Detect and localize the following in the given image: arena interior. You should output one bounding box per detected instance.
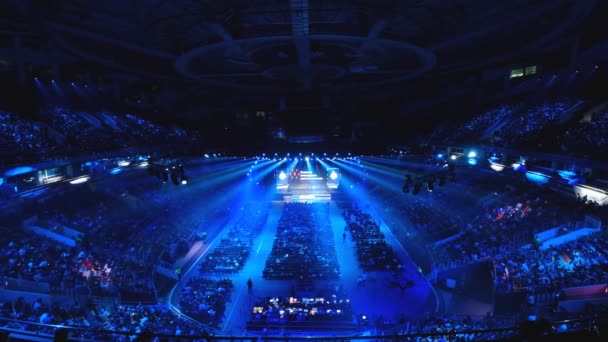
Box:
[1,1,608,341]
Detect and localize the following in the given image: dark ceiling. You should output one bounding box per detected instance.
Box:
[0,0,607,134]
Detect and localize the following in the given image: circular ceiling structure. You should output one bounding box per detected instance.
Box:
[175,35,436,92]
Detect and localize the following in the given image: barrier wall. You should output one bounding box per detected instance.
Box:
[558,284,608,313]
[23,225,76,247]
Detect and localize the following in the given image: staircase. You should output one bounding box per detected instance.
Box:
[555,100,585,124]
[155,260,179,280]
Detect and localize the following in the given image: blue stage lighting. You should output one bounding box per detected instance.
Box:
[279,171,287,180]
[526,171,550,184]
[329,171,338,180]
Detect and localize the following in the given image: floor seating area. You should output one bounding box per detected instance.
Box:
[178,277,233,328]
[263,202,340,280]
[341,204,404,271]
[199,205,268,274]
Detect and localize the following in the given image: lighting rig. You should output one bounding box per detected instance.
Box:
[148,159,187,185]
[402,163,455,195]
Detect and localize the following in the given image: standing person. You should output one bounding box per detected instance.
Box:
[247,278,253,294]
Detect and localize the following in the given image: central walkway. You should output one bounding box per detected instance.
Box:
[174,198,438,335]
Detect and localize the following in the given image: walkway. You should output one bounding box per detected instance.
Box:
[220,202,284,335]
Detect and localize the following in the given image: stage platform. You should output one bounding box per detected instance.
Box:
[276,179,336,202]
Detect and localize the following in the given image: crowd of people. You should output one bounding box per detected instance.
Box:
[263,202,340,280]
[361,177,482,274]
[492,230,608,295]
[0,230,72,291]
[389,313,517,341]
[199,206,268,274]
[430,188,569,271]
[0,110,53,158]
[2,94,608,339]
[437,98,594,154]
[491,99,578,148]
[0,162,226,300]
[0,296,210,340]
[387,312,593,341]
[356,156,607,302]
[45,107,170,153]
[425,180,607,300]
[178,277,233,328]
[0,107,190,165]
[397,197,464,243]
[341,205,404,271]
[0,201,156,298]
[446,97,608,158]
[558,110,608,155]
[454,105,516,142]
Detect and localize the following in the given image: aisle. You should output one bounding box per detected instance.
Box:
[328,200,363,295]
[329,201,438,323]
[220,201,285,334]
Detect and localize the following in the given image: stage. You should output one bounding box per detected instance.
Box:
[276,170,337,202]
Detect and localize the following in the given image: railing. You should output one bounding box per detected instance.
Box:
[2,277,51,294]
[0,315,605,342]
[557,100,586,124]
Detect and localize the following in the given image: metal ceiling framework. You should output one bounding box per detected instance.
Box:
[0,0,599,95]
